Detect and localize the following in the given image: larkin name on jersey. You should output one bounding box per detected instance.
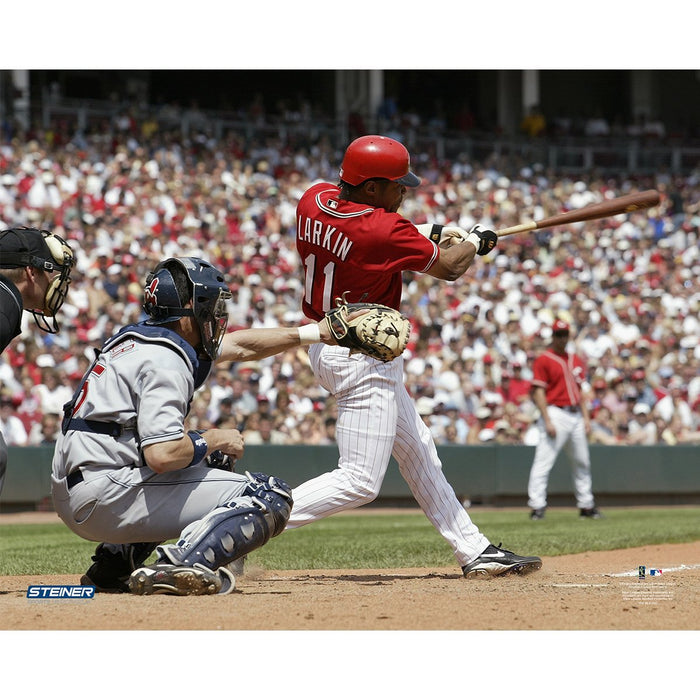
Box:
[297,215,354,262]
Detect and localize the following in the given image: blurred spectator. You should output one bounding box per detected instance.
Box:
[29,412,61,445]
[440,403,470,443]
[242,415,289,445]
[35,367,72,416]
[255,395,272,418]
[503,362,531,404]
[442,422,462,444]
[493,419,519,444]
[318,416,337,445]
[589,406,620,445]
[653,376,693,428]
[292,415,323,444]
[659,414,700,445]
[466,407,493,445]
[15,375,43,433]
[217,375,258,420]
[630,369,657,410]
[207,366,234,414]
[578,325,618,361]
[626,403,658,445]
[600,375,628,415]
[416,397,443,442]
[188,396,215,432]
[589,377,608,416]
[0,116,697,447]
[213,396,237,428]
[0,396,28,446]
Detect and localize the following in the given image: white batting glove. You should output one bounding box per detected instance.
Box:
[415,223,469,248]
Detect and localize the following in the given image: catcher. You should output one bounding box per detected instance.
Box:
[51,256,384,595]
[288,134,542,578]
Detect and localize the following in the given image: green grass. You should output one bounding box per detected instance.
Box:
[1,507,699,576]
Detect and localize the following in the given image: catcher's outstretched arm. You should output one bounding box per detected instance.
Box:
[217,319,335,363]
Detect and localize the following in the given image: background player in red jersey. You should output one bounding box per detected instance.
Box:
[527,319,601,520]
[288,134,542,578]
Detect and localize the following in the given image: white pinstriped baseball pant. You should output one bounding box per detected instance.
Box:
[285,344,490,567]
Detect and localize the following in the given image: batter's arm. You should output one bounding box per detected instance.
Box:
[424,240,478,281]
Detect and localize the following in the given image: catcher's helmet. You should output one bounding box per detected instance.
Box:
[0,226,74,333]
[143,257,231,360]
[339,135,420,187]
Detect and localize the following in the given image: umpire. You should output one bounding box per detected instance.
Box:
[0,226,74,496]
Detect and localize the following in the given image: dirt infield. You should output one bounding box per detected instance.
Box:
[0,511,697,631]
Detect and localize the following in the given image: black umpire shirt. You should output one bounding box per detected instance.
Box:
[0,273,23,353]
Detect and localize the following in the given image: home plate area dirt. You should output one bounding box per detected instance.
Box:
[1,541,697,631]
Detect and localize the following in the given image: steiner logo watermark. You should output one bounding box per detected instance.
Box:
[27,585,95,599]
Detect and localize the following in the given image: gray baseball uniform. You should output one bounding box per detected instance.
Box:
[51,323,250,544]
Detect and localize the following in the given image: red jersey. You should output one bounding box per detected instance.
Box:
[531,350,585,406]
[505,378,531,404]
[296,182,438,320]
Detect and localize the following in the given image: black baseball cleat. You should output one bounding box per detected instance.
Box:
[462,543,542,578]
[80,542,159,593]
[580,507,603,519]
[128,563,235,596]
[529,508,546,520]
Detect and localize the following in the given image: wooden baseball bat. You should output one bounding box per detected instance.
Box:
[495,189,660,238]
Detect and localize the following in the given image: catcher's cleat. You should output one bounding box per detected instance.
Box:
[462,543,542,578]
[128,563,235,596]
[80,572,128,594]
[81,542,158,593]
[529,508,546,521]
[226,555,247,577]
[580,507,603,519]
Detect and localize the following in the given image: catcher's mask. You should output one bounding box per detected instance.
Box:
[339,135,421,187]
[0,227,75,333]
[143,257,231,360]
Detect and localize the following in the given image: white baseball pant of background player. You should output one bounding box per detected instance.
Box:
[527,406,595,510]
[285,343,490,567]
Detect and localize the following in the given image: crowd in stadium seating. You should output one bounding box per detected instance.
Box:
[0,110,699,448]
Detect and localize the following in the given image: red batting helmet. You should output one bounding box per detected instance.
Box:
[339,135,421,187]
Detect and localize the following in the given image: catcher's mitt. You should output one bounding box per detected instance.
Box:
[325,298,411,362]
[206,449,234,472]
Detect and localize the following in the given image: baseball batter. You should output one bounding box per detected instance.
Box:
[287,134,542,577]
[0,227,74,496]
[51,256,349,595]
[527,319,601,520]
